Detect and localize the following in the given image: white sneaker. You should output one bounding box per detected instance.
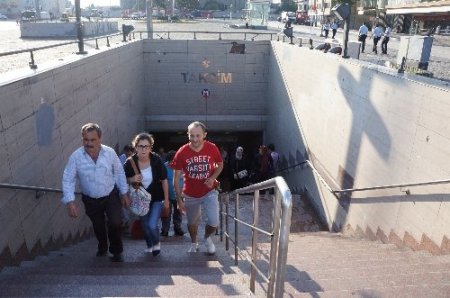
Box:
[205,236,216,255]
[144,247,152,253]
[188,242,199,253]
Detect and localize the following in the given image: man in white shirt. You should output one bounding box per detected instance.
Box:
[372,24,383,54]
[331,21,338,39]
[381,26,392,54]
[62,123,130,262]
[358,23,369,53]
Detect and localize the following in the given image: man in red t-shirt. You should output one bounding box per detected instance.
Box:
[172,121,223,255]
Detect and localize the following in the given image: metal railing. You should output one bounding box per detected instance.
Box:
[1,29,328,73]
[219,176,292,298]
[0,183,80,198]
[0,32,123,70]
[278,159,450,195]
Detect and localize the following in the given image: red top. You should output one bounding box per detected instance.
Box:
[171,141,223,198]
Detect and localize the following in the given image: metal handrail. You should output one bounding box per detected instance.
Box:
[0,33,122,58]
[0,183,80,198]
[219,176,292,298]
[279,159,450,195]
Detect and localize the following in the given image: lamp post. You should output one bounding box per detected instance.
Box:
[146,0,153,38]
[332,3,350,58]
[75,0,87,54]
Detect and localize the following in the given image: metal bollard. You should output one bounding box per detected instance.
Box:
[299,38,303,47]
[309,38,313,49]
[28,50,37,69]
[106,36,110,47]
[95,38,99,50]
[398,57,406,73]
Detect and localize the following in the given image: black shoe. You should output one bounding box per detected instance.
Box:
[110,253,124,262]
[160,231,169,237]
[96,250,107,257]
[174,228,185,236]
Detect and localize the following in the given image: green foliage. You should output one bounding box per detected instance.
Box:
[134,0,146,11]
[280,0,296,12]
[176,0,200,10]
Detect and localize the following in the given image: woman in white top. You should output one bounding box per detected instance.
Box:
[124,133,169,256]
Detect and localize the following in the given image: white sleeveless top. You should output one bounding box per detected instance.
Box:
[140,166,153,189]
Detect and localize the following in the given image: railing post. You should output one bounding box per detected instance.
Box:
[274,187,292,298]
[28,50,37,69]
[219,194,223,242]
[250,190,260,294]
[225,193,229,251]
[267,188,282,297]
[234,193,239,266]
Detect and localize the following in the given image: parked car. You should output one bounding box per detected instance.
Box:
[0,13,8,20]
[279,11,296,23]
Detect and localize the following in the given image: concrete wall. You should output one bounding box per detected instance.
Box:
[0,40,146,267]
[143,40,270,132]
[20,21,118,38]
[266,42,450,254]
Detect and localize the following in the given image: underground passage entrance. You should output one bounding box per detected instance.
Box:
[151,131,263,158]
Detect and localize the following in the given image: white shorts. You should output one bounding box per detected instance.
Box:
[184,190,219,227]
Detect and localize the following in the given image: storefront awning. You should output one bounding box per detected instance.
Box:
[386,5,450,14]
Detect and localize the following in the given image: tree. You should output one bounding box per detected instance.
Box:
[280,0,296,12]
[176,0,199,10]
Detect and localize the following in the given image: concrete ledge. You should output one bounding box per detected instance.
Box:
[20,21,119,38]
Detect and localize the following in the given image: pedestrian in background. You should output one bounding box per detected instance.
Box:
[358,23,369,53]
[323,22,330,38]
[124,133,169,256]
[172,121,223,255]
[381,26,392,54]
[161,150,185,237]
[230,146,250,190]
[62,123,130,262]
[372,24,383,54]
[331,21,338,39]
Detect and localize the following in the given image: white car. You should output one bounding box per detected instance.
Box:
[0,13,8,20]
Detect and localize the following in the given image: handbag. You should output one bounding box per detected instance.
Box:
[128,158,151,216]
[237,169,248,179]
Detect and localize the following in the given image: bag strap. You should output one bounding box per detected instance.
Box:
[129,157,141,189]
[129,157,139,175]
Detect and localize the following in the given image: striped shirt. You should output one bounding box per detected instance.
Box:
[62,144,128,204]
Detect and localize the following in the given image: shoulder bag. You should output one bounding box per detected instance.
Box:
[128,158,152,216]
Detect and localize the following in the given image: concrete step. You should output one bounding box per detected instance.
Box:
[280,283,450,298]
[0,282,253,297]
[0,272,250,286]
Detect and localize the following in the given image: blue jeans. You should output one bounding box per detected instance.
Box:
[140,201,163,248]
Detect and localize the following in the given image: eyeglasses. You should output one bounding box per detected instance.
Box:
[136,145,151,150]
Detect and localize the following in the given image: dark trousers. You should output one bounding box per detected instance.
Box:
[161,200,182,233]
[324,29,329,38]
[381,37,389,54]
[373,37,381,53]
[332,29,337,38]
[358,34,367,52]
[82,190,123,255]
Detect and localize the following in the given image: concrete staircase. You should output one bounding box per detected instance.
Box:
[1,194,450,297]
